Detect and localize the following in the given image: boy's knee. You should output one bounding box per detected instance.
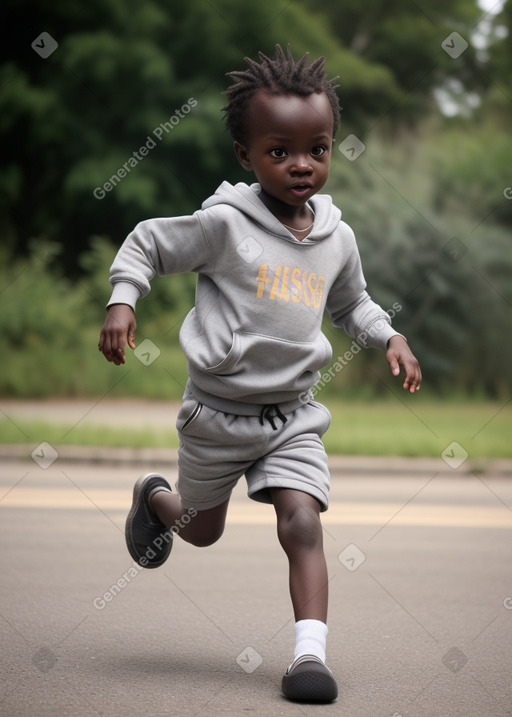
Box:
[178,500,229,548]
[277,504,322,552]
[185,524,225,548]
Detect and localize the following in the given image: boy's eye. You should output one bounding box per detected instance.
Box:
[311,145,327,156]
[269,148,287,158]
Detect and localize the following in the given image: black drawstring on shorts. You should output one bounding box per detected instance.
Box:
[259,404,288,430]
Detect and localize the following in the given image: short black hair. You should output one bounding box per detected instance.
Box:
[222,44,341,144]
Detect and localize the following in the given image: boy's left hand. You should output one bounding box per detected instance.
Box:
[386,335,422,393]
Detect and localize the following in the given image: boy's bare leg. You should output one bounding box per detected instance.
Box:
[151,491,229,548]
[271,487,337,701]
[270,488,328,622]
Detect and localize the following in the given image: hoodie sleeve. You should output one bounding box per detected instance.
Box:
[107,212,213,309]
[326,224,400,350]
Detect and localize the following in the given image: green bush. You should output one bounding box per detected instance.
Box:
[325,132,512,398]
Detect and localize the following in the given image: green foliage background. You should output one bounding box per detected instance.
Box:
[1,0,511,399]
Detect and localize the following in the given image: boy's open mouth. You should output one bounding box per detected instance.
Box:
[289,184,312,197]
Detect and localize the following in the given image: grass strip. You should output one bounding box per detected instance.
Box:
[0,401,510,458]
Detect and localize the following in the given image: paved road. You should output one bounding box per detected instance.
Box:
[1,454,511,717]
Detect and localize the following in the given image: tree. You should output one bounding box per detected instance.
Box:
[301,0,483,123]
[482,0,512,118]
[1,0,400,273]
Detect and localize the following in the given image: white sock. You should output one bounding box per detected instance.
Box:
[294,619,328,663]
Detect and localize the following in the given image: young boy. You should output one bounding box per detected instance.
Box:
[98,45,421,703]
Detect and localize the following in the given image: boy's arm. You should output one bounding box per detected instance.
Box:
[98,212,212,365]
[107,213,212,301]
[98,304,137,365]
[329,291,422,393]
[385,335,421,393]
[327,226,421,393]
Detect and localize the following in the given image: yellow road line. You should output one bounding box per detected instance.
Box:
[1,489,510,528]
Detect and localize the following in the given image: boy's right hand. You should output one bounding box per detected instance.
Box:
[98,304,137,365]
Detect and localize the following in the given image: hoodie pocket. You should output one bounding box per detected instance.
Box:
[204,331,332,390]
[204,333,242,375]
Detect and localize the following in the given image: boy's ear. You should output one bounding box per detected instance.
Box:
[234,142,252,172]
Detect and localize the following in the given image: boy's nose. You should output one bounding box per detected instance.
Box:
[290,155,313,173]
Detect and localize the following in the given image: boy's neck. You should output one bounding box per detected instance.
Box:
[258,188,314,227]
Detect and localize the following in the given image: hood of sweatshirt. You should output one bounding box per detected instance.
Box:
[201,181,341,243]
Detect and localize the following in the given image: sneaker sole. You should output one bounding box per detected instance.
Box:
[282,662,338,702]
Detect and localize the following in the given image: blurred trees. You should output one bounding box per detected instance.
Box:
[1,0,403,269]
[325,136,512,399]
[3,0,503,266]
[303,0,483,121]
[1,0,511,398]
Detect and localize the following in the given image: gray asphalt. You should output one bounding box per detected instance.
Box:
[1,455,511,717]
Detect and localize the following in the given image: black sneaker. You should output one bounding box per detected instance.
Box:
[282,655,338,703]
[125,473,173,569]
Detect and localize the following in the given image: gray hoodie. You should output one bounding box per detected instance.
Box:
[108,181,399,405]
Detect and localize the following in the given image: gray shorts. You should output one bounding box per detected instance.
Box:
[175,391,332,512]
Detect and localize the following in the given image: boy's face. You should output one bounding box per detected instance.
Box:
[235,90,334,212]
